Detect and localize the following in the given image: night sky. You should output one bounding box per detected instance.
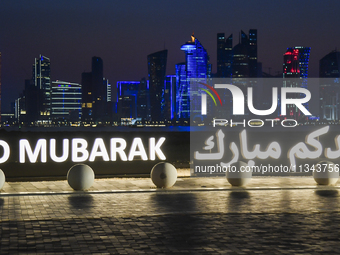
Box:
[0,0,340,111]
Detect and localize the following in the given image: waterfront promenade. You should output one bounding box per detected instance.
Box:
[1,171,340,254]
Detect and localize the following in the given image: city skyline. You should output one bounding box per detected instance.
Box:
[1,1,340,111]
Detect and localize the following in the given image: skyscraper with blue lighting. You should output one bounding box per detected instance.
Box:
[176,34,210,119]
[117,79,150,121]
[51,80,82,121]
[23,54,51,123]
[33,55,51,117]
[117,81,140,119]
[164,75,176,120]
[176,63,188,119]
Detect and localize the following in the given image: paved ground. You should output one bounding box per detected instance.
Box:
[1,174,338,195]
[1,174,340,254]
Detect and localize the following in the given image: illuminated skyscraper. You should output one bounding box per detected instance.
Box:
[33,55,51,117]
[91,56,106,121]
[248,29,258,77]
[117,81,139,119]
[177,34,210,119]
[231,30,258,78]
[232,39,249,78]
[175,63,188,119]
[216,31,258,119]
[319,50,340,120]
[283,47,310,79]
[283,48,300,78]
[117,79,150,121]
[105,78,111,102]
[81,57,112,122]
[147,50,167,121]
[217,33,232,78]
[24,54,50,123]
[164,75,176,120]
[51,81,82,121]
[137,78,150,121]
[81,72,93,122]
[218,29,258,78]
[282,46,311,121]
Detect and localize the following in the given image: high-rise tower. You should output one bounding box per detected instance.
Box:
[116,79,150,122]
[217,33,232,78]
[320,50,340,77]
[147,50,167,121]
[91,56,105,121]
[319,50,340,120]
[81,57,112,122]
[175,63,188,119]
[51,80,82,121]
[283,47,310,79]
[232,33,249,78]
[230,29,258,78]
[282,46,311,121]
[81,72,93,122]
[33,55,51,117]
[164,75,176,121]
[248,29,258,77]
[177,34,210,119]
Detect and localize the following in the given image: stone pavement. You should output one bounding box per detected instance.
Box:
[1,170,340,195]
[1,171,340,254]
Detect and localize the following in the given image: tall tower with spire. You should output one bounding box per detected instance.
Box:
[33,54,51,118]
[176,33,210,119]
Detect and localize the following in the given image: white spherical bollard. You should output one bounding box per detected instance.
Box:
[151,162,177,188]
[313,161,339,185]
[67,164,95,191]
[0,169,5,190]
[226,161,252,186]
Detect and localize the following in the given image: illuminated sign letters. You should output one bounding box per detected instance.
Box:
[4,137,167,164]
[0,140,10,163]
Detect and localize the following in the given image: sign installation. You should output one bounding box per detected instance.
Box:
[0,137,166,164]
